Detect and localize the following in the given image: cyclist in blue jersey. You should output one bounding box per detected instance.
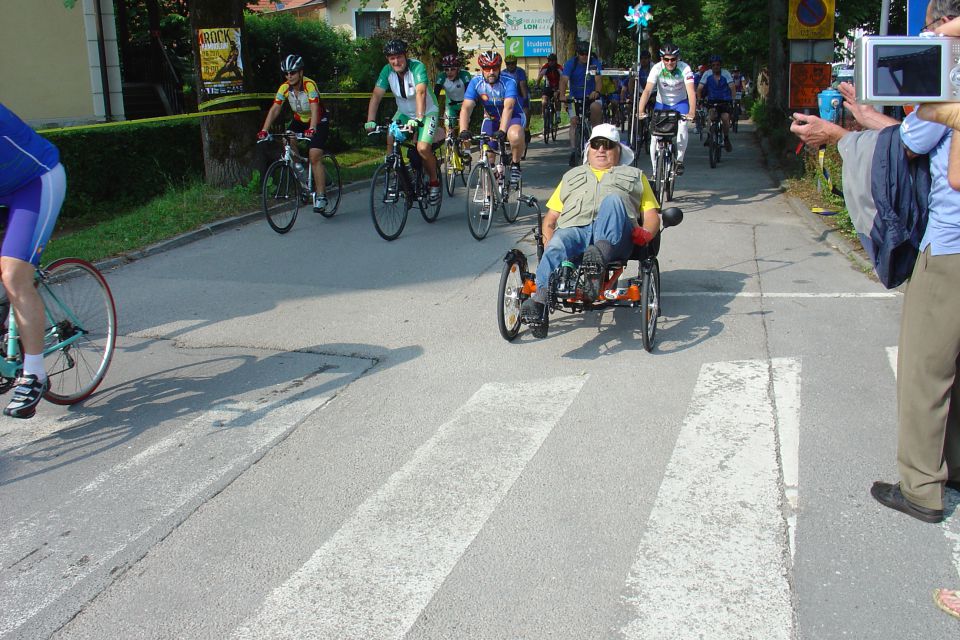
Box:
[0,103,66,418]
[458,51,527,186]
[697,54,736,152]
[501,54,532,149]
[560,41,604,166]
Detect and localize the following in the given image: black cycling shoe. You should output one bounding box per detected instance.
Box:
[521,298,549,339]
[675,162,685,176]
[3,374,49,419]
[580,245,606,303]
[568,150,577,167]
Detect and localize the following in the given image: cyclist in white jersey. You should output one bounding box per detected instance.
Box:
[434,53,473,124]
[365,39,442,204]
[637,42,696,176]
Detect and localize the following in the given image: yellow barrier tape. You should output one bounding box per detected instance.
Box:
[37,106,260,134]
[198,91,406,110]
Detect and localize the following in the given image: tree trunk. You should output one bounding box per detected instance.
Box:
[554,0,577,62]
[767,0,788,110]
[189,0,257,187]
[417,0,457,83]
[604,0,629,59]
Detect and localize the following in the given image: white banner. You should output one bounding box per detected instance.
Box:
[505,11,553,37]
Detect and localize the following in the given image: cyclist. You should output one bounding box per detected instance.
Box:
[0,103,67,418]
[537,53,563,125]
[258,54,331,213]
[434,53,472,134]
[501,55,532,148]
[599,74,621,126]
[697,54,735,152]
[365,39,442,205]
[560,40,604,166]
[637,42,696,175]
[518,123,660,338]
[458,50,526,187]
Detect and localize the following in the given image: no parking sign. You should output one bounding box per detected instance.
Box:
[788,0,835,39]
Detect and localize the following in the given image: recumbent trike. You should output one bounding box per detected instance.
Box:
[497,196,683,350]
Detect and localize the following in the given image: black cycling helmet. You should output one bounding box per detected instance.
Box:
[659,42,680,58]
[576,40,590,54]
[383,39,408,56]
[640,49,651,58]
[280,54,303,73]
[548,52,557,61]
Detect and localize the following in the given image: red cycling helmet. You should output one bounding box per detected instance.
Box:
[478,51,503,69]
[441,53,460,68]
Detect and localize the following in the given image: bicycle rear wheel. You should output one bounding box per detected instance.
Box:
[38,258,117,404]
[503,173,521,223]
[466,163,495,240]
[708,127,718,169]
[419,165,441,223]
[318,154,342,218]
[640,258,660,352]
[369,163,407,241]
[262,160,299,234]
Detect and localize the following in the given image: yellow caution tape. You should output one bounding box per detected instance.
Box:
[37,106,260,134]
[198,91,405,110]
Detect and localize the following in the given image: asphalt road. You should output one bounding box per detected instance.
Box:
[0,122,956,639]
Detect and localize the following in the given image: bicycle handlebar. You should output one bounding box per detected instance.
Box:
[256,131,310,143]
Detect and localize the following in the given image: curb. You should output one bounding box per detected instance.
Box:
[754,130,875,276]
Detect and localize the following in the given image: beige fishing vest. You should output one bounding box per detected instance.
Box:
[557,164,646,228]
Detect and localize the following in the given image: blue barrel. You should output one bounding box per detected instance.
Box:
[818,88,843,123]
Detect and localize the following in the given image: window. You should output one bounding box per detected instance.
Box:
[356,10,391,38]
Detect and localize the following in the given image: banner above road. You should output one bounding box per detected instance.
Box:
[505,12,553,37]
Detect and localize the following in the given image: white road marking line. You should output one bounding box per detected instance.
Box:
[885,345,960,579]
[233,375,588,640]
[0,390,335,638]
[619,360,795,640]
[661,292,898,299]
[772,357,801,561]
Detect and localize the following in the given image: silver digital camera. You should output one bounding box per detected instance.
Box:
[854,35,960,104]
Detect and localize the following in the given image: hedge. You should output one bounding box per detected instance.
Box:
[47,119,204,220]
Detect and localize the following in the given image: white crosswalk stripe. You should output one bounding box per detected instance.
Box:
[232,375,587,640]
[617,359,798,640]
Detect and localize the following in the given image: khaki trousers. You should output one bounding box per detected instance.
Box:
[897,248,960,510]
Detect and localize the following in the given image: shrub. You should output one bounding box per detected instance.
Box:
[47,119,204,221]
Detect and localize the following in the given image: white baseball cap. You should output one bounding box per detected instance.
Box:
[582,123,635,166]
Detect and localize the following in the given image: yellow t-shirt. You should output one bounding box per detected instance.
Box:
[545,168,659,213]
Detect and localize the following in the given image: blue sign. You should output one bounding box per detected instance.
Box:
[908,0,927,34]
[523,36,553,56]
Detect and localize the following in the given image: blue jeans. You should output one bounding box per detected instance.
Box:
[534,195,635,300]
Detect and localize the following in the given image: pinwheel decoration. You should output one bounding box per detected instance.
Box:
[625,3,653,28]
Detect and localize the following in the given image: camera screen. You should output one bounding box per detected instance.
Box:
[873,44,942,97]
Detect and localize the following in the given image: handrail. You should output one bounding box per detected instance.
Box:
[154,37,185,115]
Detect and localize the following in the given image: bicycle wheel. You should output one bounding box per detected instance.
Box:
[443,143,458,197]
[466,163,495,240]
[503,172,521,223]
[262,160,299,234]
[369,163,407,241]
[420,165,441,223]
[708,128,718,169]
[497,256,524,341]
[655,148,668,205]
[666,151,676,202]
[640,258,660,352]
[317,154,341,218]
[38,258,117,404]
[712,130,723,166]
[542,107,553,145]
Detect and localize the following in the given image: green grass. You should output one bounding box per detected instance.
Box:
[45,146,386,264]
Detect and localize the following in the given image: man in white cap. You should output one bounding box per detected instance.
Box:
[520,123,662,337]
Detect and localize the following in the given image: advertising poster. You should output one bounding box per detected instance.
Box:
[198,27,244,96]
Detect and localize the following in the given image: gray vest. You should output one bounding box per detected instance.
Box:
[557,164,647,228]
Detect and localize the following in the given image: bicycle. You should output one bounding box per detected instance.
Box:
[731,98,742,133]
[0,257,117,405]
[646,109,681,205]
[463,132,523,241]
[564,97,589,166]
[541,87,560,145]
[705,102,726,169]
[440,115,470,197]
[367,122,442,241]
[259,131,342,234]
[694,106,707,141]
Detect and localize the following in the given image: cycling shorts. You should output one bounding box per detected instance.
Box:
[395,112,440,145]
[567,97,598,119]
[707,101,732,116]
[289,119,329,151]
[654,99,690,115]
[480,116,525,151]
[0,163,66,266]
[444,100,463,119]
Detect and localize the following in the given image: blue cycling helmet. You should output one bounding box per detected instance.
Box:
[709,54,722,63]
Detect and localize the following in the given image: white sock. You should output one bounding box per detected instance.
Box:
[22,354,46,382]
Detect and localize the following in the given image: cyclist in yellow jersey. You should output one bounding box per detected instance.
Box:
[258,54,331,213]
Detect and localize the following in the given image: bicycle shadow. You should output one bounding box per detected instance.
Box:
[560,268,749,359]
[0,341,422,486]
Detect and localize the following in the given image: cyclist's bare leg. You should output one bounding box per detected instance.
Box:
[0,257,43,355]
[416,141,439,183]
[308,147,326,196]
[508,124,525,163]
[721,112,731,137]
[589,100,603,128]
[569,114,580,150]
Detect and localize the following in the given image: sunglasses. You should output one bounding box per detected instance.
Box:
[590,138,618,150]
[923,14,957,31]
[662,57,677,62]
[481,66,500,71]
[285,71,301,76]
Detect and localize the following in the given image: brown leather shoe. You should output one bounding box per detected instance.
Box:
[870,481,944,523]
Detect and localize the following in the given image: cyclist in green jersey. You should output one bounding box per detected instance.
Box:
[365,39,442,205]
[434,53,472,123]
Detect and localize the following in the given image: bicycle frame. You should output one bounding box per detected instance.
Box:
[472,135,510,203]
[276,133,313,193]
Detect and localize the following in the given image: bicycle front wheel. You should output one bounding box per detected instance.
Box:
[443,143,458,197]
[466,163,495,240]
[262,160,299,234]
[709,129,718,169]
[319,154,342,218]
[654,148,668,205]
[503,172,521,223]
[370,163,407,241]
[39,258,117,404]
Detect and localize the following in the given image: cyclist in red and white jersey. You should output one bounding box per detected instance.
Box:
[538,53,563,126]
